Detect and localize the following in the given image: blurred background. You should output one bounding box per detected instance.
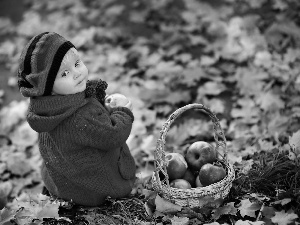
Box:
[0,0,26,105]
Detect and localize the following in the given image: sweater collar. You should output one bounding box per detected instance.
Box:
[27,91,88,132]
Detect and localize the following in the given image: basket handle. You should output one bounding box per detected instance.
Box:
[154,103,227,188]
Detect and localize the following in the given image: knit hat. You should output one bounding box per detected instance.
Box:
[17,32,75,97]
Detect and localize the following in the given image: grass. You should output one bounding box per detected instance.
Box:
[41,195,153,225]
[232,150,300,215]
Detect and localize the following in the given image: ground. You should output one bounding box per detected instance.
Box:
[0,0,299,224]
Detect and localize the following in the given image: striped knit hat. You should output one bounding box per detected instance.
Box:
[17,32,75,97]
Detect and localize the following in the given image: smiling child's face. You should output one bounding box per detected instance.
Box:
[52,48,88,95]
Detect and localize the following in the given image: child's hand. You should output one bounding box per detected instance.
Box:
[124,100,133,111]
[105,93,132,112]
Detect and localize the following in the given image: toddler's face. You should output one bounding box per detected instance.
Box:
[52,48,88,95]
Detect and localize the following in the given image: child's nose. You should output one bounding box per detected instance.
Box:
[74,71,81,79]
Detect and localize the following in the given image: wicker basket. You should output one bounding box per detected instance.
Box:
[151,103,235,208]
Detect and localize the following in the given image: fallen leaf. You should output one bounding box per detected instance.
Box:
[265,21,300,51]
[271,210,298,225]
[254,51,273,68]
[170,215,189,225]
[262,206,276,219]
[10,122,38,147]
[212,202,237,220]
[235,220,265,225]
[6,151,32,176]
[238,199,261,218]
[248,0,268,8]
[227,151,243,164]
[234,67,268,97]
[273,0,288,10]
[197,81,227,97]
[289,130,300,157]
[0,162,7,175]
[258,139,277,152]
[0,182,13,199]
[14,193,59,222]
[230,98,260,124]
[266,112,289,136]
[197,196,224,209]
[240,159,254,174]
[272,198,292,206]
[284,48,300,64]
[10,178,35,198]
[181,67,207,87]
[249,193,270,202]
[70,27,96,48]
[166,118,211,147]
[0,207,15,225]
[202,98,225,114]
[146,60,183,78]
[0,101,28,134]
[155,195,182,214]
[35,201,59,220]
[256,91,285,112]
[0,40,15,58]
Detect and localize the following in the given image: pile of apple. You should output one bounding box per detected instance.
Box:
[163,141,226,189]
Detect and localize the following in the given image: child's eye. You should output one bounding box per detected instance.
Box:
[61,71,69,77]
[75,60,81,67]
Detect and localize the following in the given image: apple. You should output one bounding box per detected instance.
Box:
[185,141,217,171]
[198,163,226,186]
[165,153,188,181]
[104,93,130,112]
[195,175,203,187]
[182,168,196,187]
[170,179,191,189]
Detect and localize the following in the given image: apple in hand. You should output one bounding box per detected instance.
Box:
[104,93,131,112]
[198,163,226,186]
[170,179,191,189]
[185,141,217,171]
[182,168,196,188]
[165,153,188,181]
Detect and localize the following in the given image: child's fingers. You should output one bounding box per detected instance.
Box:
[124,101,132,111]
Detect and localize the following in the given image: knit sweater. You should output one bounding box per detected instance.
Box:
[27,91,136,206]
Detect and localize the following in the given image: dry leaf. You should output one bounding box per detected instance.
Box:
[6,152,32,176]
[155,195,182,214]
[10,122,38,147]
[0,101,28,134]
[0,207,15,225]
[272,198,292,206]
[235,220,265,225]
[256,91,285,112]
[238,199,261,218]
[212,202,237,220]
[15,193,59,221]
[271,210,298,225]
[170,215,189,225]
[289,130,300,154]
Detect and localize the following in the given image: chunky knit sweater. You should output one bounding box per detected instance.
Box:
[26,91,136,206]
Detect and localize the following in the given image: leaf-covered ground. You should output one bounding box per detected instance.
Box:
[0,0,300,224]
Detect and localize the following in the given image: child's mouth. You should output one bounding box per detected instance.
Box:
[77,79,84,85]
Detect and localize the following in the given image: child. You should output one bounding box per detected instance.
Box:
[17,32,136,206]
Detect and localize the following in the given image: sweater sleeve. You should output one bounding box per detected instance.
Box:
[73,103,134,151]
